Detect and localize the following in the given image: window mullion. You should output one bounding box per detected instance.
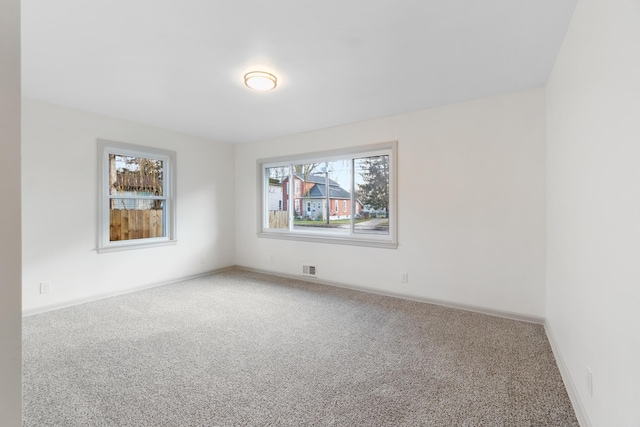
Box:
[350,157,355,235]
[108,195,167,200]
[288,164,294,232]
[263,167,269,230]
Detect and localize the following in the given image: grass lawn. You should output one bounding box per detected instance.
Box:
[293,218,368,227]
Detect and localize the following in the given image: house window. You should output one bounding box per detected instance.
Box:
[98,139,176,252]
[259,141,397,249]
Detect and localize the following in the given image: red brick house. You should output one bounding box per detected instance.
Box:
[282,174,363,220]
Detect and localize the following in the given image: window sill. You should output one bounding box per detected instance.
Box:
[97,239,177,253]
[257,231,397,249]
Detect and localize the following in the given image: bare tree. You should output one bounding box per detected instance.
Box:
[110,155,164,209]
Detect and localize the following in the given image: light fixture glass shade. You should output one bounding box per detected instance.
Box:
[244,71,277,91]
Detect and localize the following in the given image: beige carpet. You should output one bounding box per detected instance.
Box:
[23,269,578,426]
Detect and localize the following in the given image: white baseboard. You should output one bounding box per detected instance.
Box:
[544,320,592,427]
[24,264,544,324]
[22,266,236,317]
[235,265,545,325]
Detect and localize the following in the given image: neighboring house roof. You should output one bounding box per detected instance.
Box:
[292,173,340,186]
[307,183,351,199]
[287,173,361,202]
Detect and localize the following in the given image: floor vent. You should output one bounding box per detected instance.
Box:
[302,265,317,277]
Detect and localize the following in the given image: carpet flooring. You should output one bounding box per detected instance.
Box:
[23,270,578,426]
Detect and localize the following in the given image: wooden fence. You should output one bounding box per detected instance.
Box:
[110,209,163,241]
[269,210,289,229]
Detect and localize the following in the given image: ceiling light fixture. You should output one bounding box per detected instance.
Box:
[244,71,277,91]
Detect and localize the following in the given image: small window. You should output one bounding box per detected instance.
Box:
[98,139,176,252]
[258,141,397,248]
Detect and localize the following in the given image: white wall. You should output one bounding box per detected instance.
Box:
[22,99,236,313]
[0,0,22,424]
[235,89,547,319]
[546,0,640,425]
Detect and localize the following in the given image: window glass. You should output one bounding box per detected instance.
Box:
[291,160,351,233]
[109,154,163,196]
[109,199,165,241]
[265,166,289,230]
[354,155,389,235]
[108,154,166,241]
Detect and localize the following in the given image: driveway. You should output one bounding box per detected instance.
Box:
[355,218,388,229]
[337,218,388,234]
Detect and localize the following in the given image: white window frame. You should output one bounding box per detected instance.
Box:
[257,141,398,249]
[97,139,177,253]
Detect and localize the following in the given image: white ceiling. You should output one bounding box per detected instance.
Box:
[21,0,578,144]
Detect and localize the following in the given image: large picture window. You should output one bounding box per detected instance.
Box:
[98,139,177,252]
[258,142,397,248]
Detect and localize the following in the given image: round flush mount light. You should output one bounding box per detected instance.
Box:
[244,71,277,91]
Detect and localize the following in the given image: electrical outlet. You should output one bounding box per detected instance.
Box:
[40,282,51,294]
[400,272,408,283]
[270,255,275,264]
[586,367,593,397]
[200,256,206,264]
